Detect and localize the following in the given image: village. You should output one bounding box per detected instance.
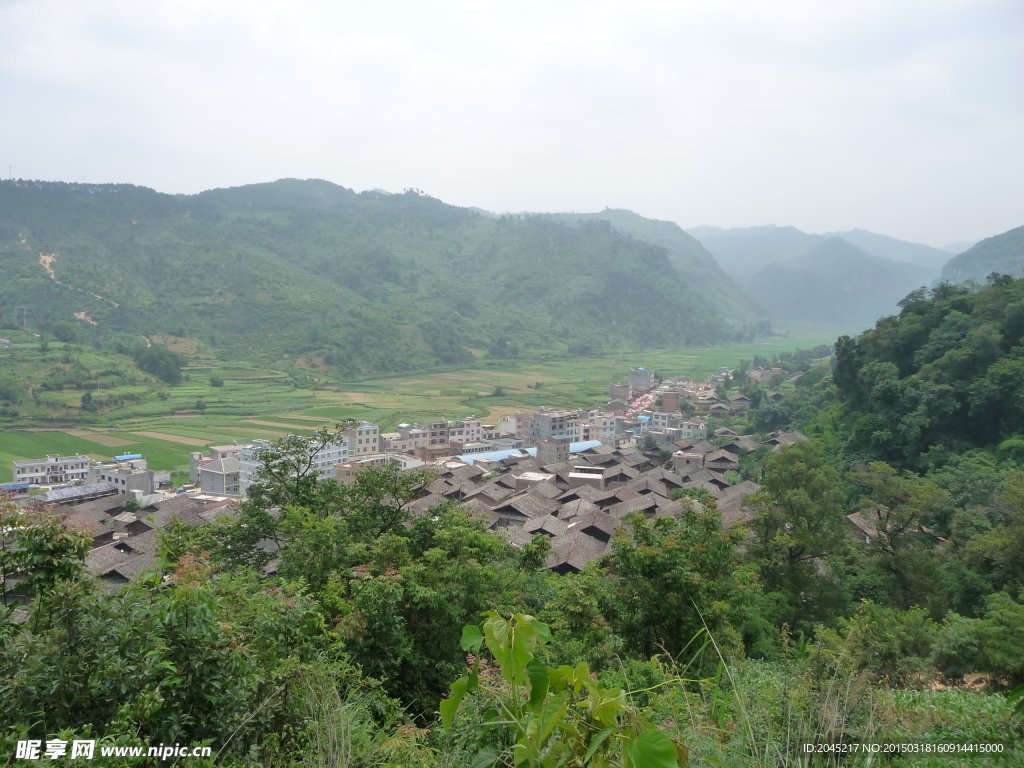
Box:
[3,364,807,596]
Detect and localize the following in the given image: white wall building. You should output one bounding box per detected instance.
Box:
[13,454,91,485]
[238,435,350,496]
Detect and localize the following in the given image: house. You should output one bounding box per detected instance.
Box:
[707,403,731,418]
[609,382,632,402]
[345,422,381,455]
[12,454,91,485]
[727,394,752,410]
[0,339,9,347]
[704,449,739,472]
[199,457,241,496]
[765,391,785,403]
[628,367,657,392]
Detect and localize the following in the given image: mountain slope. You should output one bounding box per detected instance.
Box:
[746,237,931,327]
[539,209,762,324]
[822,228,950,272]
[0,179,760,375]
[940,225,1024,284]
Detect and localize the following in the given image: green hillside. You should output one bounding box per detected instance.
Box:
[0,179,762,375]
[746,237,931,328]
[940,224,1024,284]
[539,209,764,327]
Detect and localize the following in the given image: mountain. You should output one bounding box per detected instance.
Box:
[684,224,942,327]
[538,209,762,325]
[746,237,931,327]
[0,179,761,375]
[821,228,951,272]
[940,225,1024,285]
[683,225,818,288]
[938,240,978,255]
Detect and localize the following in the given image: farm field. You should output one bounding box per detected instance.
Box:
[1,331,837,480]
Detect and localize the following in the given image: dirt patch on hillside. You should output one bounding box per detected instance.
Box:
[131,431,209,446]
[74,312,98,326]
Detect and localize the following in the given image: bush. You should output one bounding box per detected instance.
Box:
[209,376,224,387]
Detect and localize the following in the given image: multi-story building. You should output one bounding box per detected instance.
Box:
[93,460,155,496]
[536,436,571,465]
[200,457,241,496]
[609,382,632,402]
[13,454,91,485]
[650,411,682,430]
[383,424,429,454]
[423,419,450,446]
[586,413,618,442]
[189,445,244,483]
[529,409,582,442]
[629,367,657,393]
[498,412,533,440]
[344,422,380,456]
[238,435,349,496]
[661,390,683,413]
[680,420,708,439]
[448,416,484,443]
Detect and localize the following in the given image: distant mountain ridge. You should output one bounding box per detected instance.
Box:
[0,179,763,375]
[941,225,1024,284]
[684,224,940,328]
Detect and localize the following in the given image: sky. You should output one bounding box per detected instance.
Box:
[1,0,1022,246]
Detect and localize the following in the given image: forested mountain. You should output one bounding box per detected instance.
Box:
[745,237,931,327]
[0,179,761,374]
[686,224,939,327]
[940,225,1024,284]
[821,228,951,271]
[539,209,763,326]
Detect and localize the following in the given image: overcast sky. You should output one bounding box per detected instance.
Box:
[1,0,1021,245]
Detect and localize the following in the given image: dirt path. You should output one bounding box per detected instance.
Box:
[38,251,121,310]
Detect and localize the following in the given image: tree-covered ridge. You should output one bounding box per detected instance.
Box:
[832,275,1024,467]
[0,179,762,375]
[940,225,1024,284]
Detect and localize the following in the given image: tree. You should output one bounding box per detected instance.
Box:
[747,440,849,629]
[194,399,207,412]
[0,504,90,604]
[598,506,754,659]
[848,462,950,611]
[209,375,224,387]
[79,390,94,411]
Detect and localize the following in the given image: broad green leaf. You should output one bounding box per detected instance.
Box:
[583,724,618,763]
[532,619,552,645]
[439,675,469,729]
[526,657,549,710]
[461,623,483,651]
[624,730,678,768]
[469,746,499,768]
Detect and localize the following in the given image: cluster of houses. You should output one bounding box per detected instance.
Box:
[1,363,833,598]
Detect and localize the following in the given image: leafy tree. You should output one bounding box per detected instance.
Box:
[848,462,950,611]
[50,321,78,343]
[0,505,89,603]
[209,375,224,387]
[747,441,849,630]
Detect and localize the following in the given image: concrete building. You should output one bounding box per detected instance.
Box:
[680,420,708,439]
[661,390,683,413]
[238,435,349,496]
[629,367,657,392]
[650,411,682,430]
[536,436,571,465]
[609,382,632,402]
[586,413,618,442]
[530,409,583,442]
[199,457,241,496]
[344,422,380,456]
[0,339,10,348]
[498,412,532,440]
[188,445,244,484]
[673,451,704,474]
[94,461,155,496]
[13,454,91,485]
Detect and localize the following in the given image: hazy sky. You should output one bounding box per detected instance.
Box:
[2,0,1021,245]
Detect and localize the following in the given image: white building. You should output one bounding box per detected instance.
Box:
[13,454,91,485]
[344,422,380,456]
[238,435,350,496]
[529,409,583,442]
[681,420,708,439]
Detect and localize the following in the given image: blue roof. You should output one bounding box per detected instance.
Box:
[638,415,650,421]
[114,454,143,460]
[457,440,602,465]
